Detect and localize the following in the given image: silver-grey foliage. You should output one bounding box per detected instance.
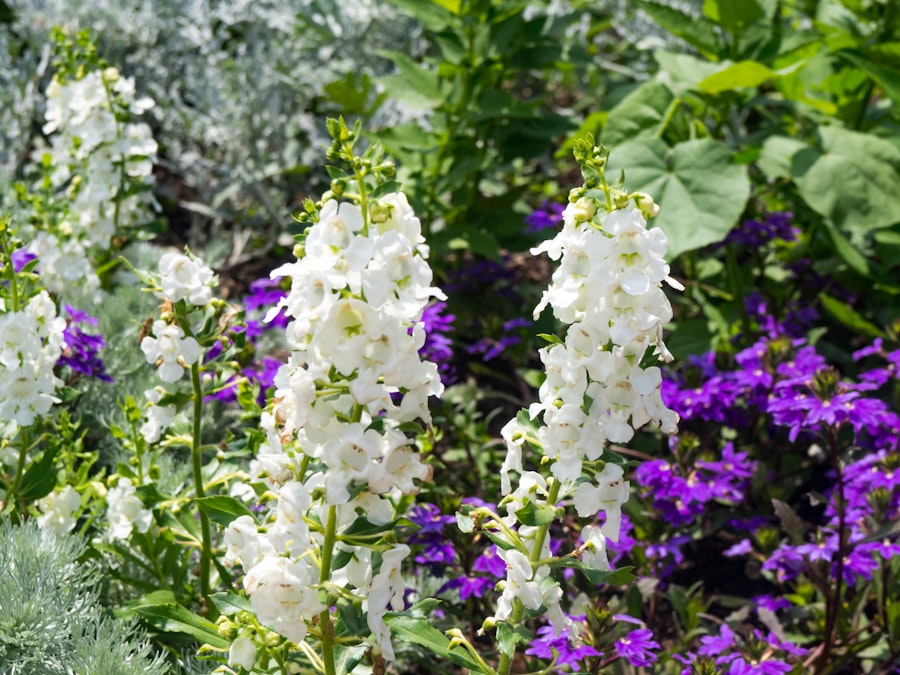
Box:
[0,519,169,675]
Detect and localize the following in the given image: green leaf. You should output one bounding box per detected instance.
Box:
[133,604,230,649]
[702,0,764,33]
[376,50,443,109]
[384,0,458,30]
[654,51,723,94]
[838,49,900,103]
[195,496,254,527]
[635,0,721,57]
[575,563,637,586]
[456,512,475,533]
[209,591,252,617]
[18,446,61,501]
[514,499,557,527]
[605,138,751,258]
[823,220,871,277]
[497,622,532,658]
[385,611,491,673]
[819,294,884,338]
[602,80,676,146]
[697,60,775,93]
[793,126,900,233]
[372,180,403,199]
[757,135,807,180]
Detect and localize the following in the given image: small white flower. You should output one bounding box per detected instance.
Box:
[228,635,257,671]
[157,252,216,306]
[36,485,82,537]
[106,478,152,540]
[141,320,201,382]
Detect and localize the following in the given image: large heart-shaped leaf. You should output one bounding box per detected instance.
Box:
[792,126,900,233]
[606,138,751,259]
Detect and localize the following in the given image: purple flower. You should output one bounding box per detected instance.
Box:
[524,200,565,234]
[58,305,112,382]
[11,248,37,273]
[466,317,530,361]
[419,301,456,384]
[614,628,660,667]
[698,624,736,656]
[526,623,601,670]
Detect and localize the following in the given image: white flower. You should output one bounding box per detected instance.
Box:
[224,515,272,568]
[106,478,152,540]
[228,635,257,671]
[494,548,543,622]
[243,553,325,644]
[572,464,630,540]
[365,544,410,661]
[140,388,176,443]
[36,485,82,537]
[580,524,610,571]
[141,320,201,382]
[157,252,216,306]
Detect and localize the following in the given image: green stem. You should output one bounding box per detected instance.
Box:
[190,362,213,606]
[318,504,338,675]
[0,232,21,313]
[10,429,31,518]
[496,479,562,675]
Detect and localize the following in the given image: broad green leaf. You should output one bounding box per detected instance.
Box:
[18,446,60,501]
[793,126,900,233]
[820,294,885,338]
[209,591,252,617]
[654,51,722,94]
[455,512,475,533]
[602,80,676,146]
[574,563,637,586]
[195,496,254,527]
[133,604,230,649]
[635,0,721,57]
[514,499,557,527]
[757,135,806,180]
[376,50,443,109]
[606,138,751,259]
[385,612,491,673]
[703,0,764,33]
[697,60,775,93]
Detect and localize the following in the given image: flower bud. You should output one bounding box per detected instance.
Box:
[633,192,660,218]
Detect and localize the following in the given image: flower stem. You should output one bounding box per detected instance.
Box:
[319,504,338,675]
[496,478,561,675]
[190,361,213,607]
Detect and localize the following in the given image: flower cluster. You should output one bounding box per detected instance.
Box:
[0,290,66,426]
[23,46,157,302]
[484,139,681,653]
[226,128,445,661]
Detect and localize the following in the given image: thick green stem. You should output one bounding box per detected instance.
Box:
[319,504,338,675]
[190,362,213,605]
[496,479,562,675]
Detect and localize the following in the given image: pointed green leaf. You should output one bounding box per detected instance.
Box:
[697,60,775,93]
[819,294,885,338]
[634,1,721,56]
[385,611,491,673]
[195,496,254,527]
[133,604,230,649]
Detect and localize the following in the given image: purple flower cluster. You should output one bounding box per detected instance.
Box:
[635,442,755,526]
[58,305,112,382]
[724,211,798,248]
[677,623,806,674]
[466,317,530,361]
[418,301,456,384]
[526,621,601,670]
[524,200,564,235]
